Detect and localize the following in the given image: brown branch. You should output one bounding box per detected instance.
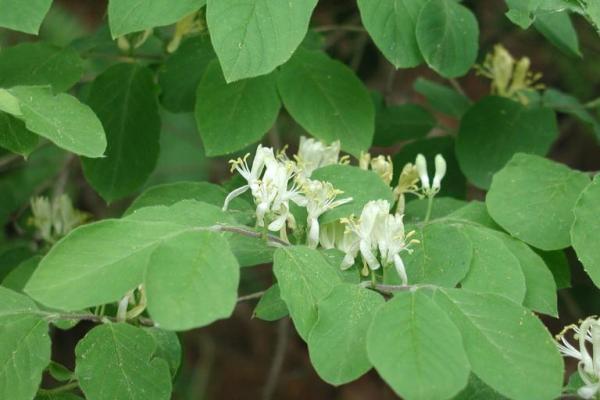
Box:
[262,318,291,400]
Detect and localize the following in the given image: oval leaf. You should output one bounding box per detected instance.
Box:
[571,175,600,287]
[308,284,384,385]
[277,49,375,157]
[206,0,317,82]
[487,153,590,250]
[367,290,470,400]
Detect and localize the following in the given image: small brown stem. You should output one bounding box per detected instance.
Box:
[262,318,291,400]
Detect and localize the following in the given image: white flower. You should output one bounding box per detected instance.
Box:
[223,144,274,211]
[415,154,430,190]
[377,214,414,285]
[301,179,352,248]
[557,317,600,399]
[296,136,340,177]
[341,200,390,271]
[432,154,447,191]
[370,155,394,185]
[415,153,447,195]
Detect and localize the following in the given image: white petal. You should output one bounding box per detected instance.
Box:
[222,185,249,210]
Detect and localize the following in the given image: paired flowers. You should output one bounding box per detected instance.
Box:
[223,136,447,286]
[557,317,600,399]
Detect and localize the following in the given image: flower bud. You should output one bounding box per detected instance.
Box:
[415,154,430,189]
[432,154,447,190]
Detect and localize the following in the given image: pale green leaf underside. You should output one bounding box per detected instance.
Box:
[571,175,600,288]
[145,230,240,331]
[6,86,107,158]
[0,0,52,34]
[487,153,590,250]
[0,287,51,400]
[434,289,563,400]
[108,0,206,37]
[367,290,470,400]
[273,246,341,340]
[308,284,384,385]
[75,323,172,400]
[24,201,236,311]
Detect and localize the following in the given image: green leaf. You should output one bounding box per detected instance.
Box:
[0,243,34,282]
[47,361,75,382]
[308,284,384,385]
[0,113,38,157]
[0,42,83,92]
[367,290,470,400]
[487,153,590,250]
[538,249,571,289]
[75,323,172,400]
[581,0,600,34]
[413,78,471,118]
[461,225,526,303]
[542,88,600,140]
[126,181,252,221]
[534,11,581,58]
[108,0,205,37]
[6,86,106,158]
[273,246,341,340]
[206,0,317,82]
[456,96,559,189]
[0,0,52,34]
[571,175,600,287]
[493,235,558,316]
[504,0,541,28]
[373,97,435,146]
[277,49,375,157]
[2,256,40,292]
[36,393,83,400]
[0,287,51,400]
[415,0,479,78]
[0,146,65,224]
[195,61,280,156]
[392,136,466,198]
[403,222,472,287]
[36,394,83,400]
[24,200,233,310]
[453,374,508,400]
[447,201,501,231]
[404,197,467,225]
[145,231,239,331]
[82,63,160,202]
[158,36,216,113]
[144,328,182,377]
[311,164,395,224]
[434,288,564,400]
[253,284,288,321]
[357,0,425,68]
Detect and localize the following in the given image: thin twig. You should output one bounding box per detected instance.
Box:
[212,225,289,247]
[448,78,468,97]
[262,318,291,400]
[0,153,22,170]
[361,282,438,294]
[313,25,365,33]
[350,33,369,71]
[237,291,265,302]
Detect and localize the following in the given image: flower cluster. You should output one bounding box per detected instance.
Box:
[557,317,600,399]
[476,44,543,105]
[30,194,89,243]
[223,138,351,244]
[223,136,447,286]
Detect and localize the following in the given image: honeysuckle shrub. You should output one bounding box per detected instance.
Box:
[0,1,599,400]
